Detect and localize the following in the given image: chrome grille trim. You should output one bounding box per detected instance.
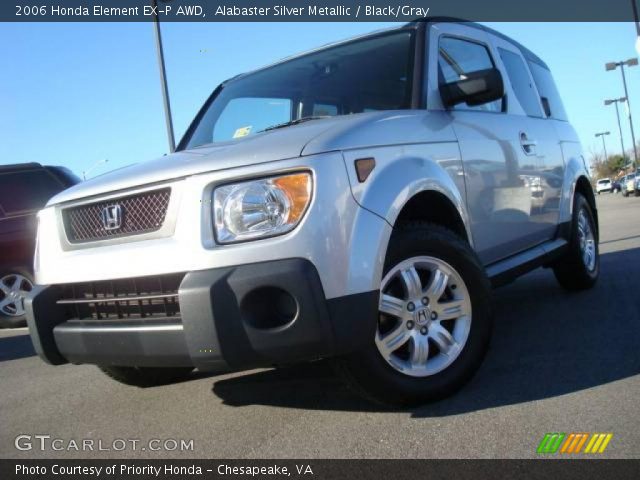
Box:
[62,188,171,243]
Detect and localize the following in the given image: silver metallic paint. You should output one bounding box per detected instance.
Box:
[34,22,592,305]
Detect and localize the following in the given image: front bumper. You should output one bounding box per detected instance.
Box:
[26,258,378,371]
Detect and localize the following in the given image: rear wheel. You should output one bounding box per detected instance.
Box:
[552,193,599,291]
[98,366,194,387]
[334,223,492,407]
[0,269,34,328]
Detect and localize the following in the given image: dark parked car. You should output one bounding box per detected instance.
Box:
[0,163,79,327]
[611,179,622,193]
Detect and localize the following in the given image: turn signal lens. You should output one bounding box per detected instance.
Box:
[213,172,312,244]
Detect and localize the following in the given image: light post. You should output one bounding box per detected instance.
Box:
[595,131,611,161]
[606,58,638,166]
[633,0,640,54]
[151,0,176,153]
[605,97,628,167]
[82,159,109,181]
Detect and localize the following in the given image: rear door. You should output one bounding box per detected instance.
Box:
[488,34,565,238]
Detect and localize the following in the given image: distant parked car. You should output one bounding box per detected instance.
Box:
[632,172,640,197]
[611,179,622,193]
[0,163,80,327]
[596,178,612,194]
[623,173,637,197]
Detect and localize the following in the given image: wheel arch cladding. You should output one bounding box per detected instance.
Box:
[341,145,472,247]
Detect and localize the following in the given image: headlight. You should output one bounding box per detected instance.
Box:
[213,172,312,244]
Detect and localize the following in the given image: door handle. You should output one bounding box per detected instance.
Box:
[520,132,537,155]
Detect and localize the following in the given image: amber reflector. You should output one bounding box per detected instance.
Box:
[355,158,376,183]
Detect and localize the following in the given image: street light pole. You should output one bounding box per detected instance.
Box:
[152,0,176,153]
[605,98,628,166]
[595,131,610,161]
[606,58,638,166]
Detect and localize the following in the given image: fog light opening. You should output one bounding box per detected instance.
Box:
[241,287,299,330]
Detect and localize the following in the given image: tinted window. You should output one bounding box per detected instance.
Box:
[527,61,568,121]
[0,169,63,215]
[498,48,542,117]
[438,36,502,113]
[186,31,415,147]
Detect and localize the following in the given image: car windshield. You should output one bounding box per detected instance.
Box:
[183,30,416,149]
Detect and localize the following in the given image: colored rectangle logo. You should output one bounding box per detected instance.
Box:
[537,433,613,454]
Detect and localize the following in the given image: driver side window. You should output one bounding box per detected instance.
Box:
[438,36,503,113]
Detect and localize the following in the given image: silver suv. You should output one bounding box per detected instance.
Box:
[27,21,599,406]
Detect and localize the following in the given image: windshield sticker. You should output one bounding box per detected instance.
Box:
[233,126,252,138]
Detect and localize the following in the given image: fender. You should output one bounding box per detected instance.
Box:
[342,143,472,241]
[558,142,593,225]
[341,143,472,292]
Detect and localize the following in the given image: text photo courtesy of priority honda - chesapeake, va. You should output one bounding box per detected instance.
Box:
[1,1,640,478]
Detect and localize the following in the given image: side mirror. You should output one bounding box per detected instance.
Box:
[440,68,504,108]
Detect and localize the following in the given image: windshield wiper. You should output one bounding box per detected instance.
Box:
[260,116,331,132]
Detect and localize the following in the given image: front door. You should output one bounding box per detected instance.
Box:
[425,23,561,264]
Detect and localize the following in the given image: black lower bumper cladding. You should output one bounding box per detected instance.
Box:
[25,258,378,371]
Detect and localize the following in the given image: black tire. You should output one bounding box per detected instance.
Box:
[635,190,640,197]
[0,268,34,329]
[623,190,629,197]
[552,193,599,291]
[98,366,194,387]
[334,223,493,407]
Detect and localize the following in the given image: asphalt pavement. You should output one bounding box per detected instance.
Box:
[1,193,638,459]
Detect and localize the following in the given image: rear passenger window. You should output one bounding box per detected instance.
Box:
[438,36,502,113]
[527,61,568,121]
[498,48,543,117]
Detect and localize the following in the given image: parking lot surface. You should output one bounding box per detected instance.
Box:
[1,193,638,459]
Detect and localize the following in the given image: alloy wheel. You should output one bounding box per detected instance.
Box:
[375,256,472,377]
[0,274,33,317]
[577,208,596,272]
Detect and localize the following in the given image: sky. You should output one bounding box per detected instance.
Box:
[2,22,639,178]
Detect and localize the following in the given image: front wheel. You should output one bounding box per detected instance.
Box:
[334,223,493,407]
[98,366,194,387]
[552,193,599,291]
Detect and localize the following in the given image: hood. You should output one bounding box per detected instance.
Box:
[48,111,444,205]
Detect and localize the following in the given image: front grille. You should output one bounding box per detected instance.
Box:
[63,188,171,243]
[56,273,184,321]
